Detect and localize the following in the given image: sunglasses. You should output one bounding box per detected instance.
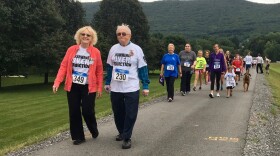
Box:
[117,32,128,36]
[80,33,91,37]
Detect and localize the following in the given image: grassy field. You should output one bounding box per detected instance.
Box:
[0,74,183,155]
[265,63,280,116]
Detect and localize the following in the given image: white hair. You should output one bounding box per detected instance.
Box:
[116,23,131,34]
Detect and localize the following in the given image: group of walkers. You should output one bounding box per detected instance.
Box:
[160,42,270,100]
[51,24,271,150]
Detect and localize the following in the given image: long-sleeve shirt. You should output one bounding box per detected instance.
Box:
[209,52,226,73]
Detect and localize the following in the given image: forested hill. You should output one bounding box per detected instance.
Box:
[82,0,280,38]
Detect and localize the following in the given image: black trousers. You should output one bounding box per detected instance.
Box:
[210,71,221,91]
[110,90,139,140]
[165,76,176,99]
[67,83,97,140]
[180,71,192,92]
[256,63,263,73]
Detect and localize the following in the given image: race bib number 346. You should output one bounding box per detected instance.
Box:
[113,69,129,81]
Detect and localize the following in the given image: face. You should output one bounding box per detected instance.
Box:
[168,44,175,53]
[185,44,191,52]
[116,28,131,46]
[226,51,230,55]
[80,29,92,45]
[198,51,203,57]
[213,44,219,52]
[205,52,209,57]
[235,54,240,59]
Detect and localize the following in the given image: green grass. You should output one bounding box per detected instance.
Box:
[265,63,280,116]
[0,74,183,155]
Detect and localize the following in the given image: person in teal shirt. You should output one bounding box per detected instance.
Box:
[160,43,182,102]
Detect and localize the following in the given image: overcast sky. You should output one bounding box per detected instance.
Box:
[78,0,280,4]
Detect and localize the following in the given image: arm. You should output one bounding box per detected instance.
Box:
[138,66,150,90]
[95,50,103,97]
[160,64,164,77]
[53,49,70,93]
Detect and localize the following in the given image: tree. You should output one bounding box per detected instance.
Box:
[0,1,12,87]
[92,0,150,64]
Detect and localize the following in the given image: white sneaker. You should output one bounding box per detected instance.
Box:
[216,93,220,97]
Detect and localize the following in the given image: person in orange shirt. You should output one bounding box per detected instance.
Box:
[53,26,103,145]
[232,54,242,85]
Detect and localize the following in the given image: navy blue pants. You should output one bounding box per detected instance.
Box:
[110,90,139,140]
[180,71,192,92]
[67,83,97,141]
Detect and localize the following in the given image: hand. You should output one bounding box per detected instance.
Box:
[52,85,58,94]
[191,65,195,69]
[96,91,102,98]
[142,89,149,97]
[160,73,163,77]
[179,73,182,77]
[104,85,111,93]
[203,69,206,73]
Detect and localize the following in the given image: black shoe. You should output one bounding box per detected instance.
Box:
[92,129,99,138]
[209,93,214,98]
[193,86,196,91]
[73,139,85,145]
[116,134,123,141]
[221,86,223,90]
[168,98,172,102]
[199,86,202,90]
[122,139,131,149]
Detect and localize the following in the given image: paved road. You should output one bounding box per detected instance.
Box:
[31,70,256,156]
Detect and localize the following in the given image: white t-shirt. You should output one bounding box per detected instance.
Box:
[256,56,264,64]
[244,55,253,65]
[72,46,92,85]
[107,42,147,93]
[224,72,236,87]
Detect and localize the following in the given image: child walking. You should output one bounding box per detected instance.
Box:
[193,50,206,91]
[224,66,236,98]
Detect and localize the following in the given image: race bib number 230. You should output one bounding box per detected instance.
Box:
[113,69,129,81]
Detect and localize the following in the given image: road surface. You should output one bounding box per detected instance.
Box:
[31,70,256,156]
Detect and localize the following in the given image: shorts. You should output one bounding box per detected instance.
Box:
[195,69,203,74]
[226,86,233,89]
[246,64,251,69]
[235,72,241,76]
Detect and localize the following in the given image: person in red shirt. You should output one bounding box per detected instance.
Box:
[232,54,242,85]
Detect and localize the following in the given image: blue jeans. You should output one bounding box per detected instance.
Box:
[110,90,139,140]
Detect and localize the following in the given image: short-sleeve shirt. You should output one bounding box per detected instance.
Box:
[179,50,196,72]
[161,53,180,77]
[244,55,253,65]
[72,46,91,85]
[107,42,147,93]
[224,72,236,87]
[195,57,207,70]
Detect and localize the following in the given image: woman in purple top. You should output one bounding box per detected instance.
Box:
[209,44,226,98]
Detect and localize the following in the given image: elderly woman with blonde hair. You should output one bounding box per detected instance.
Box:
[53,26,103,145]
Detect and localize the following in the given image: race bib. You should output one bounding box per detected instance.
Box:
[72,71,88,85]
[184,61,190,67]
[214,62,220,69]
[236,68,240,72]
[113,68,129,81]
[167,65,175,71]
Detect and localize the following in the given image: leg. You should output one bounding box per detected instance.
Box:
[180,71,186,92]
[122,91,140,140]
[215,72,221,92]
[111,92,125,135]
[199,71,202,88]
[186,71,192,92]
[165,77,171,99]
[67,84,84,141]
[81,86,98,138]
[210,71,216,92]
[193,70,199,90]
[169,77,176,99]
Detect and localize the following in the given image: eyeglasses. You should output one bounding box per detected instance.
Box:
[117,32,128,37]
[80,33,91,37]
[185,46,190,47]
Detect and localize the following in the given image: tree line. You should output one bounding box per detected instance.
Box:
[0,0,279,88]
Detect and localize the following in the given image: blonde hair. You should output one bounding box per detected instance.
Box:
[74,26,98,46]
[197,50,203,55]
[116,23,131,34]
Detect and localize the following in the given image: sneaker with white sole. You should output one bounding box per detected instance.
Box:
[209,93,214,98]
[216,93,220,97]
